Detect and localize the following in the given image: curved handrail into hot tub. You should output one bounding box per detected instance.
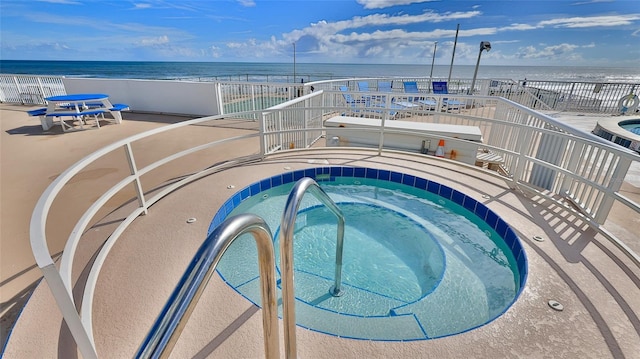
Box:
[279,177,346,359]
[29,87,640,357]
[136,213,280,359]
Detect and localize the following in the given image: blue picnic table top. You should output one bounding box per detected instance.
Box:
[45,94,109,102]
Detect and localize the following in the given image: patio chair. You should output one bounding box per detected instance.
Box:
[397,81,435,109]
[340,85,370,104]
[340,85,400,119]
[357,81,370,92]
[378,81,393,92]
[432,81,463,111]
[340,85,370,116]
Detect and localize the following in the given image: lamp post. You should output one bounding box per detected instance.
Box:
[448,24,460,84]
[292,42,296,84]
[429,41,437,91]
[470,41,491,95]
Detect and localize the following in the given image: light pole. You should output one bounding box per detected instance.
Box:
[292,42,296,84]
[429,41,437,91]
[470,41,491,95]
[448,23,460,84]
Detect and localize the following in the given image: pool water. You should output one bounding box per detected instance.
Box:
[211,168,526,340]
[282,202,446,311]
[223,96,289,113]
[620,119,640,135]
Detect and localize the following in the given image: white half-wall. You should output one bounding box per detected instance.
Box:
[62,78,219,116]
[325,116,482,165]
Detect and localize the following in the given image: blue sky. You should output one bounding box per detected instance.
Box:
[1,0,638,66]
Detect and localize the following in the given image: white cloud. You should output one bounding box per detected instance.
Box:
[36,0,82,4]
[47,42,72,50]
[216,7,535,63]
[283,10,481,43]
[133,3,153,10]
[237,0,256,7]
[226,42,244,49]
[364,45,385,56]
[571,0,613,5]
[331,27,496,43]
[492,40,521,44]
[516,43,581,59]
[356,0,438,10]
[138,35,170,46]
[499,23,538,31]
[154,46,201,58]
[538,14,640,28]
[210,45,221,58]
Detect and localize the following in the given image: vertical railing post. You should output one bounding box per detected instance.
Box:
[124,143,148,215]
[594,156,632,224]
[559,140,583,194]
[251,84,256,113]
[13,76,23,104]
[37,77,46,104]
[563,82,575,111]
[259,111,267,158]
[511,126,534,184]
[304,101,309,147]
[41,265,98,359]
[278,111,284,150]
[215,82,225,115]
[378,98,388,155]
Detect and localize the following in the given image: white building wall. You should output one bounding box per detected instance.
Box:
[62,78,219,116]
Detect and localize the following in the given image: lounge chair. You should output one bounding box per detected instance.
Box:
[340,85,370,116]
[340,85,368,101]
[357,81,370,92]
[375,82,408,117]
[340,85,400,119]
[359,81,387,103]
[397,81,435,109]
[378,81,393,92]
[432,81,463,111]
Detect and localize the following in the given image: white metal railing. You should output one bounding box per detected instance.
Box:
[216,80,306,117]
[499,80,639,114]
[28,81,640,357]
[260,91,325,152]
[307,77,502,96]
[4,74,637,116]
[30,115,264,358]
[308,77,640,114]
[314,88,638,223]
[0,74,66,104]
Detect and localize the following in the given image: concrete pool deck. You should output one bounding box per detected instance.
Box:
[1,103,639,358]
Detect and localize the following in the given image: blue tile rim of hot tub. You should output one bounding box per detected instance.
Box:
[208,165,528,292]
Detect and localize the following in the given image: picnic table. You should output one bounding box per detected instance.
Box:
[28,93,129,131]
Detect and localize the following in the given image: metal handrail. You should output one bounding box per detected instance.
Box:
[279,177,346,359]
[136,213,280,359]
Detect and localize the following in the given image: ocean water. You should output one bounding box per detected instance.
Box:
[1,60,638,83]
